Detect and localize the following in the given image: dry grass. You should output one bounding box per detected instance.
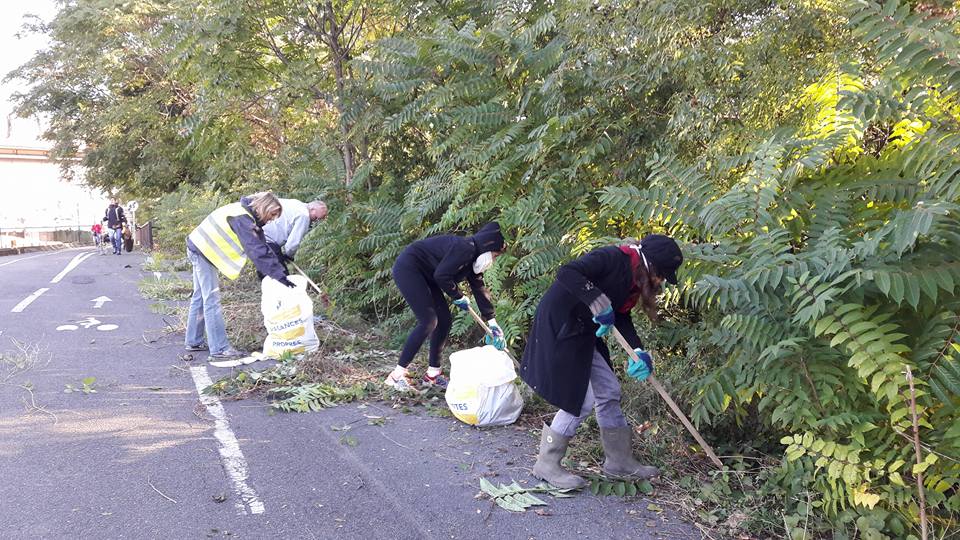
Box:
[0,339,49,383]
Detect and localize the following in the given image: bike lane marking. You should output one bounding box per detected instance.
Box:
[10,288,50,313]
[190,365,265,515]
[50,252,95,283]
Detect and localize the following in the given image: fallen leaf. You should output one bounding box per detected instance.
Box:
[647,503,663,513]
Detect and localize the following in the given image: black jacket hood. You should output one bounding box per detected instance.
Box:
[471,222,504,255]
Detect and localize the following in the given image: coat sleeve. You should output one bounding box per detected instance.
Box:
[282,214,311,259]
[613,311,643,350]
[432,242,474,300]
[466,272,495,319]
[554,249,614,316]
[227,215,288,283]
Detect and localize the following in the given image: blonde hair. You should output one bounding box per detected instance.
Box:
[248,191,282,222]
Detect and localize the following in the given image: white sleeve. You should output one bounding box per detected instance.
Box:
[282,214,311,258]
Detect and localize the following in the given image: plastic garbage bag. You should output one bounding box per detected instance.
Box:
[445,345,523,426]
[261,275,319,357]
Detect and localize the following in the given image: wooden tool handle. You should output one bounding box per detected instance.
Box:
[611,327,723,470]
[466,305,521,370]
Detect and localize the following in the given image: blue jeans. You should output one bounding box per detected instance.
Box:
[185,248,230,354]
[550,349,629,437]
[111,228,123,253]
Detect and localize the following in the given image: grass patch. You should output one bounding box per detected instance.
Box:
[143,251,190,273]
[138,275,192,301]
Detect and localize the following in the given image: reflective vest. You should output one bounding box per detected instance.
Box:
[188,203,252,280]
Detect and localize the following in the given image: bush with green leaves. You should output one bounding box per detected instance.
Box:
[597,2,960,536]
[12,0,960,536]
[363,0,960,535]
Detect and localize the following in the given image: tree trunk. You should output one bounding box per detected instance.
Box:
[324,1,356,187]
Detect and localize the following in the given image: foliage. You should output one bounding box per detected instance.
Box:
[268,382,367,412]
[13,0,960,536]
[478,478,575,512]
[64,377,97,394]
[587,476,654,498]
[594,1,960,535]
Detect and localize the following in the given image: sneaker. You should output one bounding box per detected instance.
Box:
[209,347,247,360]
[185,343,208,352]
[421,372,449,389]
[384,372,415,392]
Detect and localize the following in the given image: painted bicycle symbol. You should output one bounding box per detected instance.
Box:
[57,317,119,332]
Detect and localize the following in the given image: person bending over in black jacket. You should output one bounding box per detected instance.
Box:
[520,235,683,489]
[385,222,507,391]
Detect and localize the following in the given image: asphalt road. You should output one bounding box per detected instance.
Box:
[0,248,698,539]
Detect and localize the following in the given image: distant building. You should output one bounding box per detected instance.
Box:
[0,138,102,248]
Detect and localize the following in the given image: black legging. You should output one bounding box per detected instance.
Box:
[393,255,453,368]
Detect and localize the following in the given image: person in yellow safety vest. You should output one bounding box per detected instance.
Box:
[184,191,295,360]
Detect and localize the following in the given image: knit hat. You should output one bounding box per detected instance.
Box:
[471,222,505,253]
[639,234,683,285]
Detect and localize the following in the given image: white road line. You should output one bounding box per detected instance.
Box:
[190,366,265,515]
[0,247,91,269]
[49,252,94,283]
[11,288,50,313]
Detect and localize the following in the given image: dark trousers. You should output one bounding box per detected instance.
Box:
[393,255,452,368]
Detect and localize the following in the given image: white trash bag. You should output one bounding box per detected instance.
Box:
[261,275,319,357]
[445,345,523,427]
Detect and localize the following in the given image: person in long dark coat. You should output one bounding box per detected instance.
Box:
[520,234,683,489]
[385,222,507,391]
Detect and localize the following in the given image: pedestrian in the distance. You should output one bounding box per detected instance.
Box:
[385,222,508,391]
[185,191,294,360]
[520,235,683,489]
[102,198,127,255]
[91,222,104,254]
[262,199,328,271]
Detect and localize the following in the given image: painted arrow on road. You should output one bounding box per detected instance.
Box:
[91,296,112,309]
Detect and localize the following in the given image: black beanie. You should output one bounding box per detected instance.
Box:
[471,222,505,253]
[639,234,683,284]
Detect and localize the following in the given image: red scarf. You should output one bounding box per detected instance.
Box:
[617,244,642,314]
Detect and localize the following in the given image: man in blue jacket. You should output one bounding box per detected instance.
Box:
[101,198,127,255]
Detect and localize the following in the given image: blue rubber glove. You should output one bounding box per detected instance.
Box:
[592,306,615,337]
[485,318,506,350]
[452,297,471,312]
[627,349,654,382]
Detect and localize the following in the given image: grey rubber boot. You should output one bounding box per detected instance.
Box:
[600,426,659,480]
[532,424,588,489]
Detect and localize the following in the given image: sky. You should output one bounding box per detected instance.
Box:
[0,1,108,230]
[1,0,59,147]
